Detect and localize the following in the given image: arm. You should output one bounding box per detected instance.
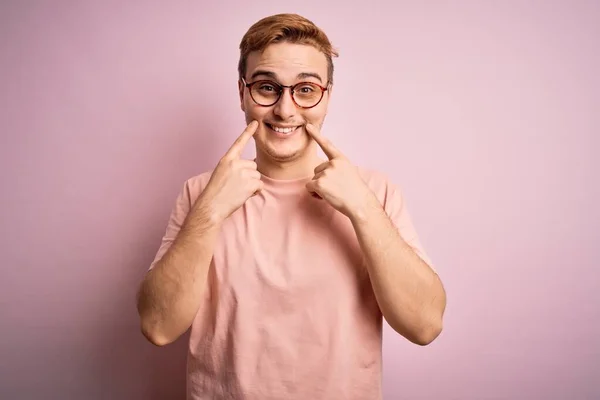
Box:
[136,120,262,346]
[303,123,446,345]
[349,195,446,346]
[136,195,221,346]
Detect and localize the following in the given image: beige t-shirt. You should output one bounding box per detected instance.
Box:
[149,167,434,400]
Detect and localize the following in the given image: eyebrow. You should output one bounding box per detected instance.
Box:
[249,70,324,83]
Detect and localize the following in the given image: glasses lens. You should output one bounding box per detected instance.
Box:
[293,83,323,108]
[250,81,281,106]
[249,80,325,107]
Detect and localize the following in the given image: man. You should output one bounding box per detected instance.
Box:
[136,13,446,400]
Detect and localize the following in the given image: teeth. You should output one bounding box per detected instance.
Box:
[270,124,297,134]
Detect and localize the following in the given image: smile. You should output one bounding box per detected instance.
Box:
[265,123,301,135]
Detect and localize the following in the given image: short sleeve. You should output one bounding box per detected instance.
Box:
[147,181,194,271]
[382,183,437,274]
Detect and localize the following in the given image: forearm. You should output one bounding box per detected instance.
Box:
[349,196,446,345]
[137,197,221,346]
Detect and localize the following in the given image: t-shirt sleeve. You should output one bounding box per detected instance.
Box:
[382,182,437,274]
[147,180,194,271]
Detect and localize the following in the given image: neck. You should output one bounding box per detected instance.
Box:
[255,146,323,180]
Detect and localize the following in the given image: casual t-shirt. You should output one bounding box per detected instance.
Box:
[148,166,434,400]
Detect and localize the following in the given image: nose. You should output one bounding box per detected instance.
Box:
[272,88,296,120]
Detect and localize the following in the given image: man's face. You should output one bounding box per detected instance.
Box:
[239,42,331,164]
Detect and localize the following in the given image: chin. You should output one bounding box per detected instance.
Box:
[255,126,308,161]
[263,143,306,162]
[258,139,308,163]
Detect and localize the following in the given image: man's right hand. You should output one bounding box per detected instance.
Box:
[198,120,264,222]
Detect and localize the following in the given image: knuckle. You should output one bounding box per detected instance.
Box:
[220,155,234,165]
[232,160,245,170]
[241,168,256,180]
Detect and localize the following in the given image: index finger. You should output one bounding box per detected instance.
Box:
[305,123,343,160]
[225,120,259,159]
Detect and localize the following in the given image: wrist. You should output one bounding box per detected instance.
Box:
[191,194,225,228]
[348,191,380,224]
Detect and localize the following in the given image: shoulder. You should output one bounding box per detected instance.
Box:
[176,170,215,206]
[356,166,402,199]
[184,170,214,191]
[355,165,409,217]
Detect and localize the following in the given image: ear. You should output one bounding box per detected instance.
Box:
[238,79,246,112]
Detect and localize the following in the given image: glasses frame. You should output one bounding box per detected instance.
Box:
[241,77,329,109]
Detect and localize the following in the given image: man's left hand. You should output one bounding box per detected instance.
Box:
[305,123,377,219]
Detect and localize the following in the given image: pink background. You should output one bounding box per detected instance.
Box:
[1,1,598,399]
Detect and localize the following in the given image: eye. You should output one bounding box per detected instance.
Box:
[258,84,277,92]
[296,85,316,93]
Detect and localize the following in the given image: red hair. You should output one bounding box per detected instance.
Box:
[238,14,339,84]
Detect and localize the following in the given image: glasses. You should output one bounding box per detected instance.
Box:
[242,78,329,109]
